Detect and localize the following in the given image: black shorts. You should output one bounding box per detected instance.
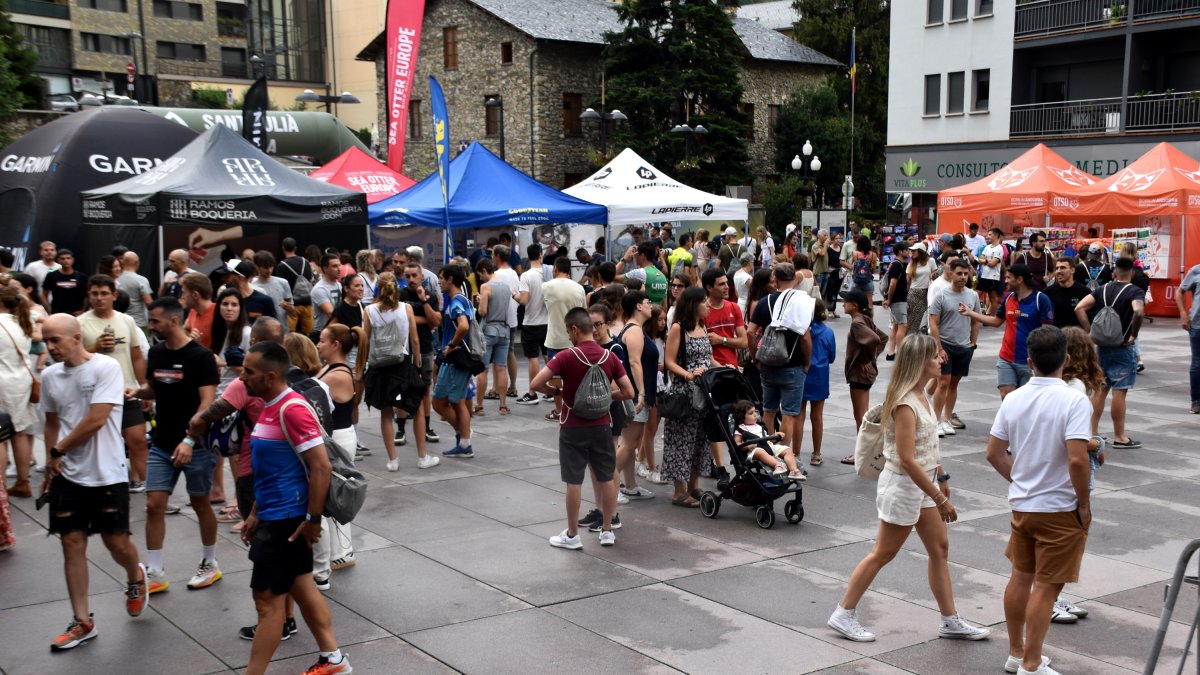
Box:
[249,516,313,596]
[364,359,427,415]
[521,324,548,359]
[977,278,1000,295]
[121,398,146,429]
[235,474,255,521]
[849,381,873,391]
[559,425,616,485]
[940,341,975,377]
[47,476,130,536]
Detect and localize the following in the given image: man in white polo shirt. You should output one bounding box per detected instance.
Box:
[986,325,1092,675]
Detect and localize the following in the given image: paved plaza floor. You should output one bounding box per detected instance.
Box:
[1,317,1198,674]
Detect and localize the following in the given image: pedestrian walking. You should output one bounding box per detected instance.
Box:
[432,264,477,457]
[238,342,352,675]
[882,242,911,360]
[662,287,715,507]
[531,307,633,549]
[1073,257,1145,448]
[828,334,989,643]
[0,286,38,498]
[314,323,364,588]
[987,326,1093,675]
[927,259,981,437]
[906,242,938,333]
[39,313,149,650]
[1177,259,1200,414]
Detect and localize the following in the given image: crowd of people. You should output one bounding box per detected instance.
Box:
[1,219,1198,675]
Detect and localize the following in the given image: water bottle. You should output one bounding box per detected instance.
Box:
[102,325,115,353]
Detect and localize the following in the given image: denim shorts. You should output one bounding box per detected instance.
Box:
[1098,345,1137,390]
[996,359,1032,390]
[761,365,802,416]
[146,443,216,497]
[433,361,471,402]
[481,329,510,367]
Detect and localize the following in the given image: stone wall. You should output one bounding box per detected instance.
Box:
[739,60,828,194]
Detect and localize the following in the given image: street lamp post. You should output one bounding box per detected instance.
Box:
[580,107,627,156]
[295,85,360,113]
[121,32,147,102]
[485,96,506,160]
[669,123,708,165]
[791,139,823,224]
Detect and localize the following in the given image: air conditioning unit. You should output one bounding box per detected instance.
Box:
[725,185,751,200]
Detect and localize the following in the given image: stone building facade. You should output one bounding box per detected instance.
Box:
[359,0,838,194]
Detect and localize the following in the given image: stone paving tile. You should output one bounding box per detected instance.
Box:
[145,569,389,670]
[546,583,861,674]
[257,636,457,675]
[521,518,766,581]
[810,658,924,674]
[411,472,568,527]
[0,590,226,675]
[348,483,511,545]
[1094,580,1197,625]
[321,546,529,634]
[783,541,1010,626]
[404,607,681,674]
[669,560,947,658]
[404,526,655,606]
[873,630,1139,674]
[0,509,123,611]
[1036,600,1197,672]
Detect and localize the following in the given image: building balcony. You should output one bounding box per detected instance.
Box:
[9,0,69,19]
[1010,90,1200,137]
[1015,0,1200,39]
[155,59,221,78]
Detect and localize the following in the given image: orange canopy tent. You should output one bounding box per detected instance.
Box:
[937,143,1099,217]
[1066,142,1200,217]
[310,146,416,204]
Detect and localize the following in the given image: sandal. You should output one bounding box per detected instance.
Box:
[216,508,241,523]
[810,454,824,466]
[840,455,856,465]
[230,521,244,534]
[498,406,511,416]
[473,405,485,416]
[671,495,701,508]
[689,489,703,501]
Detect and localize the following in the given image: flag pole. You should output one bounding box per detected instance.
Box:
[849,27,856,200]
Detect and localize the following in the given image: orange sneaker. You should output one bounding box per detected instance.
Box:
[146,567,170,594]
[301,655,352,674]
[50,614,97,651]
[126,563,148,617]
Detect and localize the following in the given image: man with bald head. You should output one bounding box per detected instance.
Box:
[41,313,150,650]
[117,251,155,329]
[159,249,196,299]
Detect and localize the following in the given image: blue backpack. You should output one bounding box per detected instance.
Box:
[852,254,872,285]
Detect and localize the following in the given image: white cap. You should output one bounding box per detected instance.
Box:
[911,241,927,253]
[785,223,796,236]
[724,226,738,236]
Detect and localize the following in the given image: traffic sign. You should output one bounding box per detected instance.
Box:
[127,62,136,75]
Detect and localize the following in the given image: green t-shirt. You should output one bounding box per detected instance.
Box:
[644,265,668,304]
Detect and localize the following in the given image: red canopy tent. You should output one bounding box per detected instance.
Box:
[310,146,416,204]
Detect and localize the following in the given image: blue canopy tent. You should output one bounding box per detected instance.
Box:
[368,143,606,261]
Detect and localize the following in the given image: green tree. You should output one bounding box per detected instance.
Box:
[774,79,852,210]
[791,0,889,210]
[0,0,42,141]
[602,0,752,193]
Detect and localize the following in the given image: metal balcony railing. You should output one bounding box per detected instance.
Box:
[9,0,69,19]
[221,62,249,78]
[1010,90,1200,137]
[1015,0,1200,37]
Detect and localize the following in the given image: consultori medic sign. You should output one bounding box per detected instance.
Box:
[886,139,1200,193]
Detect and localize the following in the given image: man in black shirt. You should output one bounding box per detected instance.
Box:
[41,248,89,315]
[127,297,222,595]
[882,242,910,360]
[274,238,314,335]
[1046,257,1091,328]
[395,263,442,445]
[1075,243,1112,291]
[222,260,277,323]
[1014,231,1054,291]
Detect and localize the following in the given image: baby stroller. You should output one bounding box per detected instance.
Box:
[697,366,804,529]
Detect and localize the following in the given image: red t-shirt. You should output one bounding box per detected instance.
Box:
[547,340,627,429]
[706,299,743,367]
[219,377,265,478]
[185,302,217,350]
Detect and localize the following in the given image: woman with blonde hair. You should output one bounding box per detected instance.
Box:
[284,332,323,377]
[0,285,38,499]
[828,334,989,643]
[361,272,432,472]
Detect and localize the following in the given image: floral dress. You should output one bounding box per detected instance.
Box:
[661,333,713,482]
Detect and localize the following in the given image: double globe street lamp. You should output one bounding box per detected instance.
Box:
[792,139,822,219]
[580,107,627,157]
[296,86,361,113]
[670,123,708,164]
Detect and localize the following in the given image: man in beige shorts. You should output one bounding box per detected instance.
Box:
[987,326,1093,675]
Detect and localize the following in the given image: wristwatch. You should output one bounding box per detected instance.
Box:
[722,337,728,345]
[304,513,321,524]
[49,447,66,459]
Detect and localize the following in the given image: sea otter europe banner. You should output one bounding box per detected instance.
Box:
[385,0,425,172]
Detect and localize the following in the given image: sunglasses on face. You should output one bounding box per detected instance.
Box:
[671,283,685,289]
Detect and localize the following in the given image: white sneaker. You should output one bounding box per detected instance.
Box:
[417,455,440,470]
[827,605,876,642]
[937,421,947,438]
[648,470,668,485]
[186,558,222,590]
[386,458,400,472]
[1005,655,1051,674]
[772,464,787,476]
[940,421,957,436]
[620,486,655,500]
[549,529,582,550]
[635,462,650,478]
[598,529,616,546]
[938,614,989,640]
[1050,604,1078,624]
[1017,664,1060,675]
[616,491,629,505]
[1054,596,1088,618]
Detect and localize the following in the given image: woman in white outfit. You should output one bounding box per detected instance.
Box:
[0,286,38,499]
[827,334,990,643]
[314,323,362,583]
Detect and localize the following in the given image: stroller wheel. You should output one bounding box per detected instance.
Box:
[755,504,775,529]
[784,498,804,524]
[700,491,720,519]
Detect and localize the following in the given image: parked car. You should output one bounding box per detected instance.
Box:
[48,94,79,112]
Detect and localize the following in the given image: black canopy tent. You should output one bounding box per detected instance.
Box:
[82,124,369,271]
[0,107,199,274]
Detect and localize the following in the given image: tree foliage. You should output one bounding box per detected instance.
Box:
[774,79,852,210]
[0,0,42,141]
[602,0,752,193]
[790,0,889,210]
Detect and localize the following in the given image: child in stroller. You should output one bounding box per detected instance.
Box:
[732,400,805,482]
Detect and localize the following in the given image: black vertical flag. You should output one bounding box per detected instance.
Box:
[242,75,269,151]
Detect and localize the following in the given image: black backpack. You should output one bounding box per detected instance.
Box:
[286,367,333,434]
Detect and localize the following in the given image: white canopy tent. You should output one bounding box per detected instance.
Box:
[564,148,749,225]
